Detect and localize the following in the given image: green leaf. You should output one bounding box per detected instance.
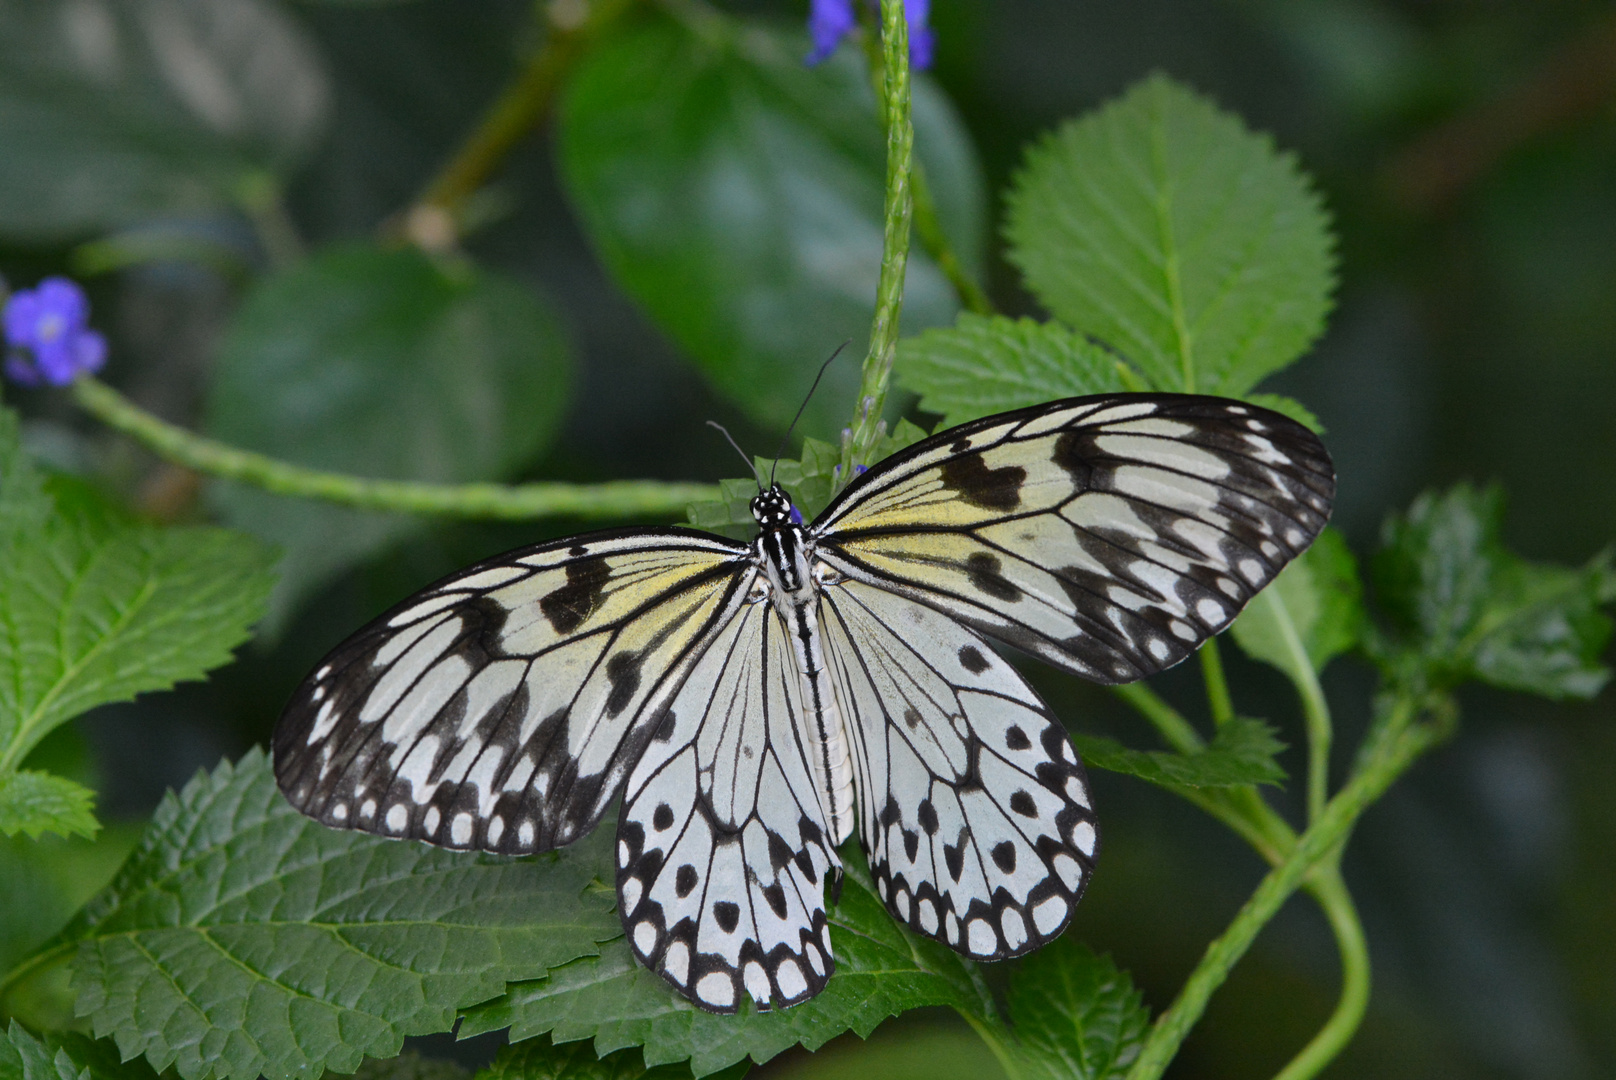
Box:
[0,408,51,543]
[1005,939,1148,1080]
[460,854,988,1078]
[1004,74,1336,396]
[351,1052,470,1080]
[205,243,572,631]
[1372,483,1616,698]
[559,12,983,438]
[477,1038,747,1080]
[684,420,928,539]
[0,0,328,242]
[1,1023,158,1080]
[1230,528,1364,681]
[894,315,1128,426]
[64,751,621,1080]
[0,771,97,840]
[0,516,276,777]
[1072,716,1286,791]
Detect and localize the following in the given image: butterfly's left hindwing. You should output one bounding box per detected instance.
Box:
[273,529,749,856]
[618,598,839,1013]
[814,394,1334,684]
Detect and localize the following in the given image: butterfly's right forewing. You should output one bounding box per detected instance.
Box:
[273,528,750,856]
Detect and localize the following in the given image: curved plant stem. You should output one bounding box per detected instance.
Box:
[71,378,718,521]
[410,0,640,230]
[842,0,915,477]
[1124,715,1445,1080]
[1110,683,1204,752]
[1272,858,1371,1080]
[0,941,75,1018]
[1199,638,1235,728]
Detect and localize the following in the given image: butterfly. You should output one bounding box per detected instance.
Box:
[273,392,1333,1013]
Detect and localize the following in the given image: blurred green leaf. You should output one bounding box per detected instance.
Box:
[351,1052,470,1080]
[685,420,927,539]
[0,496,276,820]
[0,408,52,542]
[1005,74,1335,396]
[0,0,328,242]
[1005,939,1148,1080]
[0,1024,158,1080]
[1230,528,1364,682]
[460,853,988,1078]
[559,12,983,438]
[895,315,1128,426]
[1072,716,1286,791]
[205,243,572,631]
[1372,483,1616,698]
[65,750,619,1080]
[0,772,97,841]
[477,1038,747,1080]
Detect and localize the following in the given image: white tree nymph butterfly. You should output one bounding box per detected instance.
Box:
[273,392,1334,1012]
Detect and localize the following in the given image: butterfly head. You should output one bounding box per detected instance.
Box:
[750,484,802,529]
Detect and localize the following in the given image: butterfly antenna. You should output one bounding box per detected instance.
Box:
[770,342,848,485]
[706,421,765,492]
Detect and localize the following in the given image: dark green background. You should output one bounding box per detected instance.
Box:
[2,2,1612,1078]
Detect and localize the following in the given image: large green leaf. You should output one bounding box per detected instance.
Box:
[1072,716,1286,792]
[1005,939,1148,1080]
[0,508,276,803]
[1372,484,1616,698]
[476,1038,747,1080]
[894,315,1128,427]
[1230,527,1364,683]
[64,751,620,1080]
[0,0,328,242]
[460,853,989,1078]
[1004,74,1335,396]
[559,12,983,438]
[205,243,572,630]
[0,1023,158,1080]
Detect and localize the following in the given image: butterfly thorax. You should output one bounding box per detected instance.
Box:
[750,484,856,844]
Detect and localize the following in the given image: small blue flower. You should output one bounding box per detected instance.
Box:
[789,505,804,525]
[808,0,934,70]
[3,276,107,387]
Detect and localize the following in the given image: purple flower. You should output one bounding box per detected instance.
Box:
[808,0,934,70]
[3,276,107,387]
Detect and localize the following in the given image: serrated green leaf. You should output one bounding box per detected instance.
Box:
[1005,939,1148,1080]
[205,242,572,633]
[460,854,987,1078]
[1005,74,1336,396]
[1372,483,1616,698]
[1072,716,1286,791]
[1230,528,1363,683]
[63,751,621,1080]
[0,771,97,840]
[477,1038,747,1080]
[0,0,328,242]
[1243,393,1324,434]
[894,315,1128,426]
[0,517,276,776]
[1,1023,158,1080]
[560,12,982,438]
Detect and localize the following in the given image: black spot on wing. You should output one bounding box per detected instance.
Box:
[1051,429,1096,488]
[992,841,1017,873]
[604,651,642,716]
[958,645,989,674]
[1009,790,1037,816]
[713,901,740,934]
[918,799,939,835]
[939,452,1027,510]
[676,863,699,897]
[539,555,612,633]
[965,553,1022,602]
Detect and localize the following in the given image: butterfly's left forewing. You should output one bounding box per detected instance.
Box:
[273,529,750,856]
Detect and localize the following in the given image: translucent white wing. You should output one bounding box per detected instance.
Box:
[273,528,750,855]
[821,579,1097,959]
[617,597,840,1013]
[815,394,1334,684]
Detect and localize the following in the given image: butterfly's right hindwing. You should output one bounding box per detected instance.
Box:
[273,529,750,856]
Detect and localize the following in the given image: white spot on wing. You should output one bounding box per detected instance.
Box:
[696,972,734,1008]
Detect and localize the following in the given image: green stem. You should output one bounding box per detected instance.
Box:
[1109,682,1204,752]
[1271,859,1371,1080]
[71,378,717,521]
[1199,638,1235,728]
[412,0,638,228]
[0,941,75,1016]
[1259,589,1334,823]
[958,1010,1026,1080]
[1124,716,1445,1080]
[841,0,915,479]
